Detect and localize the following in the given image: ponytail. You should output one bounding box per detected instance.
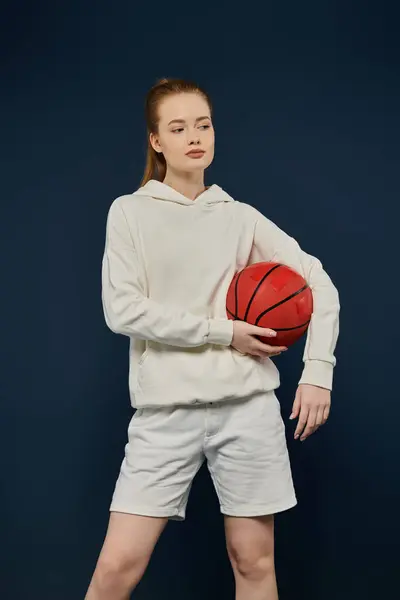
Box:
[139,134,167,187]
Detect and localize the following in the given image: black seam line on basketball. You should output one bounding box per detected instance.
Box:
[234,269,245,319]
[272,320,311,331]
[255,284,309,326]
[243,263,283,322]
[227,309,309,330]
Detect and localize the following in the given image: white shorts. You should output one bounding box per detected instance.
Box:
[110,391,297,520]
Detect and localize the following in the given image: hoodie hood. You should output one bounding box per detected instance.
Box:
[133,179,234,207]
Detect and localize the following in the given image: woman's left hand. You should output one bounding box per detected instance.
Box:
[290,384,331,441]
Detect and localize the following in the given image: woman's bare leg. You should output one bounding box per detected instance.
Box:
[85,512,168,600]
[225,515,278,600]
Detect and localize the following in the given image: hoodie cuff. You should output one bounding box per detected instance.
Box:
[208,318,234,346]
[298,360,334,391]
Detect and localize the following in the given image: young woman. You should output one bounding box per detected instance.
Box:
[85,78,340,600]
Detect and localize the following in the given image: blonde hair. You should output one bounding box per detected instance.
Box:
[140,77,213,187]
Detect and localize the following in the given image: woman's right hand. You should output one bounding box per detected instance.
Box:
[231,321,287,358]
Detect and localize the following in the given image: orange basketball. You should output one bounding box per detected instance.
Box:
[226,262,313,347]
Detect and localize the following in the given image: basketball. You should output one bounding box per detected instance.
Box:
[226,262,313,347]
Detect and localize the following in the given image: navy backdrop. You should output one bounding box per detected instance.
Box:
[2,1,398,598]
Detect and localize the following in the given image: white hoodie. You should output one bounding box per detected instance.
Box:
[101,180,340,408]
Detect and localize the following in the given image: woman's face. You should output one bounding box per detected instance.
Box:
[150,93,215,174]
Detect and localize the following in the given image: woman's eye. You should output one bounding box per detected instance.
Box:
[172,124,210,133]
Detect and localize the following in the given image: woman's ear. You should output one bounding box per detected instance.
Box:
[149,132,162,153]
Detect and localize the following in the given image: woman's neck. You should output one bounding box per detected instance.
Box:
[163,171,206,201]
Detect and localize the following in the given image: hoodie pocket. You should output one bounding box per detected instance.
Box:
[134,341,269,403]
[138,348,149,367]
[136,343,214,393]
[136,348,150,389]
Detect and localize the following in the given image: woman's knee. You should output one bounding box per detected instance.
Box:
[226,516,275,581]
[91,512,166,593]
[229,548,275,581]
[93,551,148,592]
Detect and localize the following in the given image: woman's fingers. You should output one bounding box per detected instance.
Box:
[315,405,325,429]
[300,407,318,441]
[294,404,309,439]
[253,341,287,357]
[323,402,331,423]
[250,325,277,338]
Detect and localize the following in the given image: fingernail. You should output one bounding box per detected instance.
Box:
[294,434,299,439]
[289,414,294,419]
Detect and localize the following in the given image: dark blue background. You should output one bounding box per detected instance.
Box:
[2,1,398,598]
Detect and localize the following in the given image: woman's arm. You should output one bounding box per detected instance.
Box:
[101,201,233,348]
[248,206,340,390]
